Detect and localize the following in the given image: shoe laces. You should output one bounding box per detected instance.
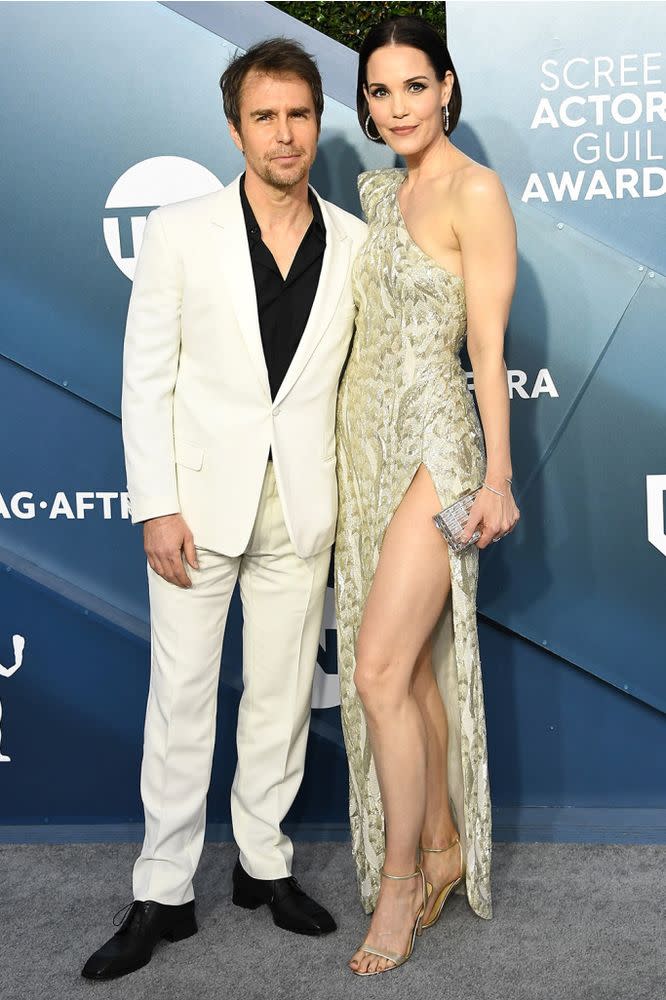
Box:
[112,901,135,928]
[285,876,305,896]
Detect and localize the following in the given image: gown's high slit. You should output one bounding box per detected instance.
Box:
[335,168,493,920]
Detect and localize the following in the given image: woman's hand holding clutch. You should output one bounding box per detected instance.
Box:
[462,480,520,549]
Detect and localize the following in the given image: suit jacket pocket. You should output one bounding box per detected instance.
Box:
[175,440,204,471]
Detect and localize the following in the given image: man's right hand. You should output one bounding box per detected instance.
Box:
[144,514,199,588]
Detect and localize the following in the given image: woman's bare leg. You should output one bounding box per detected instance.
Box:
[411,641,464,921]
[349,465,452,974]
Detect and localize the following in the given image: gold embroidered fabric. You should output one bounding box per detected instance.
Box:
[334,168,492,920]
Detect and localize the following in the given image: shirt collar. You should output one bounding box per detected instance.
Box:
[240,172,325,246]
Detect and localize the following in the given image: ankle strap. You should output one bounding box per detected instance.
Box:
[380,865,429,913]
[380,867,420,881]
[420,833,460,854]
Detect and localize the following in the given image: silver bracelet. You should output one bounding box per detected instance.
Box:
[482,481,505,498]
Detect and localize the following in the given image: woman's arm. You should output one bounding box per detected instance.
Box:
[456,169,520,547]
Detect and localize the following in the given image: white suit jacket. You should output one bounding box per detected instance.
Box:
[121,174,367,559]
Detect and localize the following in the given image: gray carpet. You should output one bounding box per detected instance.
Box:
[1,842,664,1000]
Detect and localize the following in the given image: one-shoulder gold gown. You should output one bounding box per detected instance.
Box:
[335,168,492,920]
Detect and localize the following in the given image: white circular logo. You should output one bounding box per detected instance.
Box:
[103,156,223,279]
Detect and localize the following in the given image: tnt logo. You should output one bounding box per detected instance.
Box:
[646,475,666,557]
[103,156,222,279]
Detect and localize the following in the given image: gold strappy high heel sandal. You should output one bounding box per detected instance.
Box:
[350,865,431,977]
[419,833,466,929]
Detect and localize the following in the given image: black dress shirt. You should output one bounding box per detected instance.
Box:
[240,173,326,401]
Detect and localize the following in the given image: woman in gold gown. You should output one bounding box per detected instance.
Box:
[335,16,520,976]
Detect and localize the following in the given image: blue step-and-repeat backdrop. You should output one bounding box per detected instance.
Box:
[1,1,664,841]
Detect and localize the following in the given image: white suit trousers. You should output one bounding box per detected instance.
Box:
[132,463,331,904]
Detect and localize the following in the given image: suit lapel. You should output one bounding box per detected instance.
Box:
[211,177,271,399]
[273,192,351,407]
[211,178,351,406]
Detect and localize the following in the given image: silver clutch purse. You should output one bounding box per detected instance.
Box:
[432,487,482,553]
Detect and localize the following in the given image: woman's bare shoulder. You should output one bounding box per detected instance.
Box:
[429,153,514,245]
[446,154,507,204]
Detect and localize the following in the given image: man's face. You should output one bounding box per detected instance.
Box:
[230,71,319,189]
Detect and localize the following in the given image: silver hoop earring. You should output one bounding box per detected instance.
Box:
[364,114,382,142]
[442,105,450,134]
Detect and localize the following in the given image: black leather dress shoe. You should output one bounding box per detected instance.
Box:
[232,860,336,936]
[81,900,197,980]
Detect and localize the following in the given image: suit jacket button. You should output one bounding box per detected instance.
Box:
[274,407,281,416]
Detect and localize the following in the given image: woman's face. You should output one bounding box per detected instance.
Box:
[364,44,452,154]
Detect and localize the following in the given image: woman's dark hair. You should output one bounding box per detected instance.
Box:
[357,17,462,142]
[220,38,324,132]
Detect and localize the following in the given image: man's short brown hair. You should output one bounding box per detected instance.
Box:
[220,37,324,132]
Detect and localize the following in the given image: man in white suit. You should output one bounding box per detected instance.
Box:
[83,38,366,981]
